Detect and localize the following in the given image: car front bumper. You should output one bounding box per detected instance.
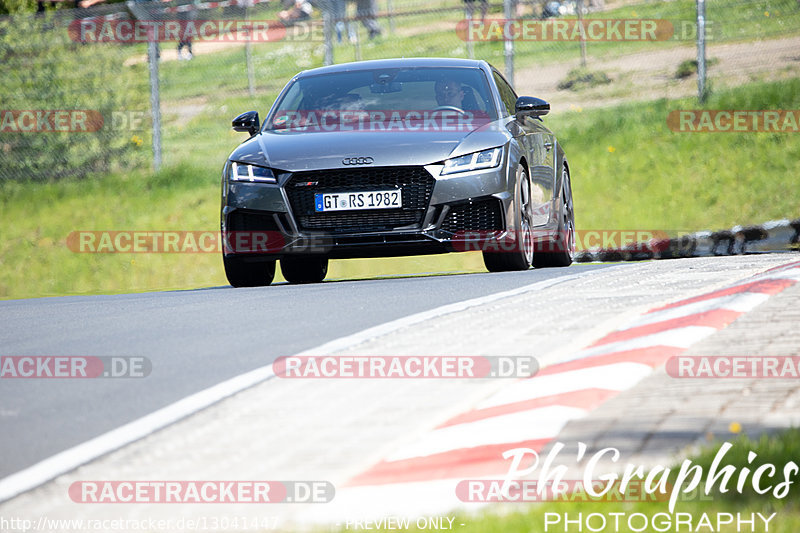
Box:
[221,162,535,260]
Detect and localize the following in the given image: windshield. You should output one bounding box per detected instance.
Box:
[266,67,498,131]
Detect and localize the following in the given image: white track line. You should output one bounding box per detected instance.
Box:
[622,292,770,330]
[476,362,653,409]
[565,326,719,361]
[385,405,588,462]
[0,270,597,503]
[777,271,800,281]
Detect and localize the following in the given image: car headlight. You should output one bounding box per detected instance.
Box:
[441,147,503,176]
[230,161,277,183]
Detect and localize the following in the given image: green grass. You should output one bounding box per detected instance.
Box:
[559,77,800,232]
[330,429,800,533]
[2,76,800,299]
[0,163,221,298]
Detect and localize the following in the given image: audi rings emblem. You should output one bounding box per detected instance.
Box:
[342,157,374,165]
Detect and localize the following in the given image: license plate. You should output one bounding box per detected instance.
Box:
[315,190,402,212]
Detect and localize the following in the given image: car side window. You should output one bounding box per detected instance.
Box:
[492,71,517,117]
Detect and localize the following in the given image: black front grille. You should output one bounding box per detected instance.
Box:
[286,166,435,233]
[299,211,420,232]
[441,198,504,233]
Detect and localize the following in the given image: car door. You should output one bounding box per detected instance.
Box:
[492,71,554,227]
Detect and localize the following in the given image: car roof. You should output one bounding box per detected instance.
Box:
[295,58,492,79]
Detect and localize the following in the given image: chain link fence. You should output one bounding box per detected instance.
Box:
[0,5,150,181]
[1,0,799,180]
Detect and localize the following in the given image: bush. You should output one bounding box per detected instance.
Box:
[0,11,150,181]
[675,58,720,79]
[557,67,612,91]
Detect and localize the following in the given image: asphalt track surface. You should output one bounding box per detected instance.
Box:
[0,264,613,480]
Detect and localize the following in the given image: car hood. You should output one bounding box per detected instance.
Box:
[228,121,513,172]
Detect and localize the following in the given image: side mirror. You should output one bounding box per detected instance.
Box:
[232,111,260,136]
[515,96,550,118]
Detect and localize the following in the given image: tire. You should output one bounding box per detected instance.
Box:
[533,162,574,268]
[483,165,534,272]
[223,255,276,287]
[280,256,328,284]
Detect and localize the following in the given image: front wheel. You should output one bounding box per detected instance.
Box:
[223,256,276,287]
[483,166,534,272]
[280,256,328,284]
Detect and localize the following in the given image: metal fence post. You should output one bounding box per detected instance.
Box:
[577,0,587,68]
[696,0,707,102]
[128,0,162,171]
[386,0,395,33]
[147,39,163,171]
[352,23,362,61]
[323,0,334,66]
[465,9,474,59]
[503,0,514,85]
[245,0,256,97]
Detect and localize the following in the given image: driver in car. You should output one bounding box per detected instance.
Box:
[434,79,465,108]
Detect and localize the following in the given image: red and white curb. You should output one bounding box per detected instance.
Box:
[319,260,800,519]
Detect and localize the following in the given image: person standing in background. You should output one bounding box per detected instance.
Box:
[176,0,197,60]
[354,0,381,39]
[330,0,381,42]
[463,0,488,21]
[278,0,313,23]
[330,0,352,42]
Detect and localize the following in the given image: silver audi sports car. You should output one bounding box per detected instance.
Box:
[221,57,575,286]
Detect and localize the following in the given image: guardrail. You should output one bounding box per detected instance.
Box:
[575,218,800,262]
